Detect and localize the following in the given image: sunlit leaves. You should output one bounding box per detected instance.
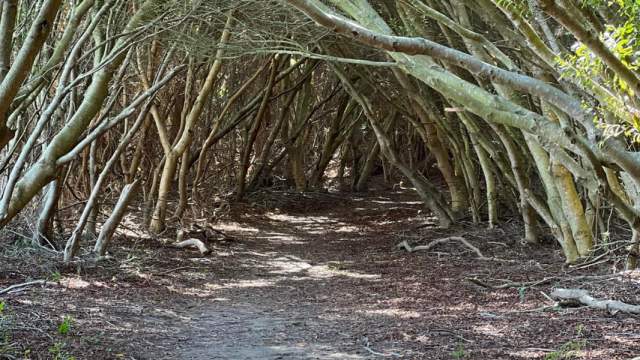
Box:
[557,9,640,142]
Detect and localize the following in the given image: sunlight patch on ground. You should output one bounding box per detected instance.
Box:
[213,250,234,256]
[266,213,334,224]
[362,308,421,319]
[166,285,214,297]
[375,220,400,226]
[210,223,260,233]
[437,302,478,312]
[306,264,381,280]
[604,334,640,346]
[506,349,551,358]
[266,256,312,274]
[164,278,280,297]
[265,213,361,235]
[165,286,201,297]
[189,257,216,263]
[334,225,360,233]
[60,277,91,289]
[472,323,506,338]
[58,277,113,289]
[585,349,619,358]
[208,279,277,289]
[254,232,305,245]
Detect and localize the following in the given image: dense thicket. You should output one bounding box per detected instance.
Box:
[0,0,639,268]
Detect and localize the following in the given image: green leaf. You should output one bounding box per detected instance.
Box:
[58,316,73,336]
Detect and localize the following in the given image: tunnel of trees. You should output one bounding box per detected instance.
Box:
[0,0,640,357]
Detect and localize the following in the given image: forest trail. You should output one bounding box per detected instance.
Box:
[2,190,639,359]
[3,190,432,359]
[161,190,638,359]
[172,191,427,359]
[3,1,640,359]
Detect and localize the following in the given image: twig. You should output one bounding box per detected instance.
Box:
[155,266,203,276]
[7,325,54,340]
[412,223,431,230]
[466,276,557,290]
[0,280,46,295]
[524,347,555,353]
[363,346,402,358]
[397,237,486,258]
[570,258,610,271]
[205,226,235,240]
[507,305,558,313]
[540,291,554,303]
[430,328,474,343]
[551,288,640,314]
[467,272,625,291]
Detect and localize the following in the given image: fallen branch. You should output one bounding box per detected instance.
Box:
[155,266,203,276]
[397,236,488,259]
[0,280,46,295]
[466,276,557,290]
[363,346,402,358]
[174,238,211,255]
[551,288,640,314]
[430,328,474,343]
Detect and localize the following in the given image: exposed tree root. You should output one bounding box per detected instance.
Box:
[363,346,402,358]
[551,288,640,314]
[396,236,488,259]
[0,280,46,295]
[174,238,211,255]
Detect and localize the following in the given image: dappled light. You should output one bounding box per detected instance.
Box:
[3,191,640,358]
[0,0,639,358]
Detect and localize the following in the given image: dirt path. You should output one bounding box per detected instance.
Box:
[1,190,639,359]
[174,191,426,359]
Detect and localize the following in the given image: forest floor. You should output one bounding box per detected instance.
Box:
[1,188,640,359]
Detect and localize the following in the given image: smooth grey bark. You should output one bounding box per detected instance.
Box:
[0,0,161,229]
[94,180,140,257]
[0,0,62,148]
[32,178,61,247]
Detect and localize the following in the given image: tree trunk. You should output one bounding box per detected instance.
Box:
[94,180,139,257]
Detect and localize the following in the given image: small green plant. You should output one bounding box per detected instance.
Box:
[49,342,76,360]
[544,339,586,360]
[451,343,466,359]
[545,324,588,359]
[50,271,62,282]
[58,316,73,336]
[0,300,5,315]
[518,287,526,303]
